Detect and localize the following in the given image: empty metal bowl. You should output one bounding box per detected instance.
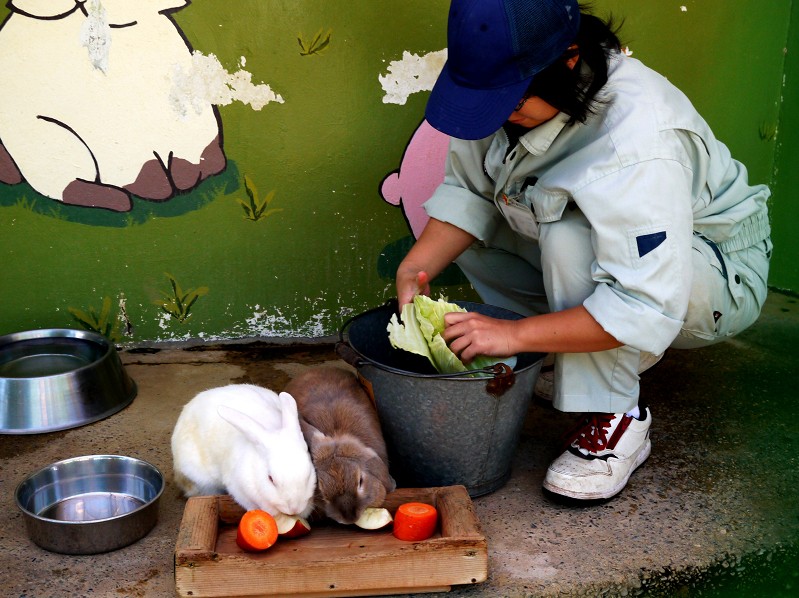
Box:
[15,455,164,554]
[0,328,136,434]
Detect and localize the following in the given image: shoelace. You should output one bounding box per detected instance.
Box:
[562,413,629,454]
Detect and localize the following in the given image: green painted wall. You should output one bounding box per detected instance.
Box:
[597,0,786,185]
[0,1,793,344]
[772,0,799,291]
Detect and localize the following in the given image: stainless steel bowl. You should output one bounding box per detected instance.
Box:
[15,455,164,554]
[0,328,136,434]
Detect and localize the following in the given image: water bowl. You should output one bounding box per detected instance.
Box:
[0,328,136,434]
[15,455,164,554]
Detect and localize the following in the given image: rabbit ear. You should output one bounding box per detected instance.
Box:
[278,392,302,432]
[217,405,268,446]
[303,421,326,444]
[366,456,397,492]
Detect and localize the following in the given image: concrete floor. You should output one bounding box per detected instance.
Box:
[2,291,798,598]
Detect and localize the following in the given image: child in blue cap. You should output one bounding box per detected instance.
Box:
[396,0,771,500]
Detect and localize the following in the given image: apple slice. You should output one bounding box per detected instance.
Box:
[354,507,393,530]
[273,513,311,538]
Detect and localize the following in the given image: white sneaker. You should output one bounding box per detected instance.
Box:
[543,407,652,500]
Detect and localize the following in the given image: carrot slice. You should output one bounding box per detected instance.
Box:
[236,510,279,552]
[392,502,438,541]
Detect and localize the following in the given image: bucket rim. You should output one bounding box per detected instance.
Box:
[338,299,543,380]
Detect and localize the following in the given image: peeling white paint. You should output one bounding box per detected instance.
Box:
[170,51,284,116]
[118,293,132,336]
[148,303,337,343]
[157,312,172,330]
[379,49,447,105]
[80,0,111,73]
[243,304,330,338]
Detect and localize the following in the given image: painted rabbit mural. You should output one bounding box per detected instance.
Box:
[378,49,451,239]
[379,118,449,240]
[378,118,468,286]
[0,0,225,212]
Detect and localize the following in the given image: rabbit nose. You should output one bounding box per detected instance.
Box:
[335,497,359,523]
[283,500,308,517]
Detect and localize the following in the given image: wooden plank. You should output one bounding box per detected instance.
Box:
[175,486,488,598]
[217,494,245,524]
[436,485,483,538]
[177,544,484,597]
[174,495,218,563]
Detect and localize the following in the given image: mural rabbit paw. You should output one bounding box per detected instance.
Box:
[62,180,133,213]
[0,142,23,185]
[124,137,227,201]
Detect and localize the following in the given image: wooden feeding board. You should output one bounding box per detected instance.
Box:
[174,485,487,598]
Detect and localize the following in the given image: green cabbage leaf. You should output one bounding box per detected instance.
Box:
[387,295,516,376]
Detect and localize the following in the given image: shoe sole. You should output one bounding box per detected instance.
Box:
[542,438,652,501]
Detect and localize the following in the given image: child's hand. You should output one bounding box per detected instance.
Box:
[441,311,516,364]
[397,270,430,308]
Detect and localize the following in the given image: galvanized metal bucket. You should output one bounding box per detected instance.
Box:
[338,300,543,497]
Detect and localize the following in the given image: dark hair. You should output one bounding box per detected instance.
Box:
[524,9,623,124]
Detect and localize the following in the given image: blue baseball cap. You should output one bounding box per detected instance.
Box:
[425,0,580,140]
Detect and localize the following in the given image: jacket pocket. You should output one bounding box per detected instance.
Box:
[526,185,570,223]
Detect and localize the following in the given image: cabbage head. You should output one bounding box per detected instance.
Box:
[386,295,516,376]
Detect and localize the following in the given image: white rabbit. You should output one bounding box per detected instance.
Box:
[0,0,225,212]
[171,384,316,519]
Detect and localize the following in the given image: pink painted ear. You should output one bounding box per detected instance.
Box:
[380,172,402,206]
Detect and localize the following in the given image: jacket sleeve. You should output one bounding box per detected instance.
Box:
[423,136,505,242]
[578,158,695,355]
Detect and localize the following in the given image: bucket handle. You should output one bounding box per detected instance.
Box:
[336,299,517,396]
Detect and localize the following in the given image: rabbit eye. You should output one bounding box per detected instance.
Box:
[268,474,275,484]
[358,475,364,489]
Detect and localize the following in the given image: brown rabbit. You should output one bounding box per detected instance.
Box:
[285,365,396,525]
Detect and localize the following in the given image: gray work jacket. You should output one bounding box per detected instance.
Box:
[424,52,771,355]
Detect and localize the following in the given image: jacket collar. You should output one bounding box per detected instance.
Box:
[518,112,571,156]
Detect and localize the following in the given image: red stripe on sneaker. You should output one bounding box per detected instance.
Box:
[606,414,633,450]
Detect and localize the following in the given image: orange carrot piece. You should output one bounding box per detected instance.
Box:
[236,509,279,552]
[392,502,438,542]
